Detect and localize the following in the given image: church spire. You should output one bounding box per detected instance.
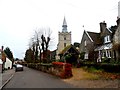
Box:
[62,17,67,32]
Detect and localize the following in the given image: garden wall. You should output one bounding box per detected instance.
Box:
[22,62,72,79]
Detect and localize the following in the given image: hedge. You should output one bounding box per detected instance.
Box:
[79,62,120,73]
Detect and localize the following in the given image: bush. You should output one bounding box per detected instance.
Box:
[65,54,72,61]
[52,62,72,78]
[42,58,48,63]
[82,66,104,73]
[81,62,120,73]
[58,59,64,62]
[80,52,85,60]
[102,57,111,63]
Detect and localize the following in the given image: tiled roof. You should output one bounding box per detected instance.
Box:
[59,44,79,55]
[87,31,102,45]
[59,45,72,55]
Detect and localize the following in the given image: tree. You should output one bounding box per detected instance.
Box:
[4,47,14,68]
[4,47,13,60]
[73,42,80,47]
[24,48,34,63]
[28,27,54,63]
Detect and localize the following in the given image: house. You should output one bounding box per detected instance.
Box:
[94,21,113,63]
[0,46,6,72]
[41,50,50,62]
[59,44,79,65]
[80,21,116,63]
[80,30,101,62]
[0,46,12,71]
[4,57,12,69]
[0,46,6,63]
[50,50,56,61]
[41,50,56,63]
[0,59,3,73]
[113,18,120,62]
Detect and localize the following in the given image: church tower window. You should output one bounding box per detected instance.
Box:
[64,43,66,48]
[64,36,66,40]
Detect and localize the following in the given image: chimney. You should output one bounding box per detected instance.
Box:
[100,21,107,33]
[1,46,4,51]
[116,16,120,26]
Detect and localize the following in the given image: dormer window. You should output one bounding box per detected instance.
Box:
[104,35,111,43]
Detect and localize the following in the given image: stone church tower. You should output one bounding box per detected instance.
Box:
[56,17,71,59]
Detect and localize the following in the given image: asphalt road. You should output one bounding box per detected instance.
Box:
[3,66,76,88]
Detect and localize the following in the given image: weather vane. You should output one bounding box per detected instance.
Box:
[82,25,85,30]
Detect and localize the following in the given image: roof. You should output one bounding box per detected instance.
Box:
[85,31,93,42]
[95,43,112,51]
[63,17,67,26]
[59,44,79,55]
[87,31,102,45]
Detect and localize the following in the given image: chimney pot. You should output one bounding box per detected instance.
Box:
[100,21,107,33]
[1,46,4,51]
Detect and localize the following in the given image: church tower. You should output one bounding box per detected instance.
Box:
[56,17,71,59]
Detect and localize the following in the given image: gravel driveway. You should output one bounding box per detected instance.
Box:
[62,68,120,88]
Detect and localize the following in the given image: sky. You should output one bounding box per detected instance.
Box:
[0,0,119,59]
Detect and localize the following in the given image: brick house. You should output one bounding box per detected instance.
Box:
[0,46,6,72]
[41,50,56,63]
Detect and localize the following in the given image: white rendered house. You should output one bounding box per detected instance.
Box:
[4,58,12,69]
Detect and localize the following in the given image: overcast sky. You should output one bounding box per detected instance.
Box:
[0,0,119,59]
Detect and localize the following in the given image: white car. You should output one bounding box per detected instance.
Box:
[15,64,23,72]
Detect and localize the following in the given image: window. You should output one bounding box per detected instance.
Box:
[102,52,106,57]
[104,35,111,43]
[84,53,88,59]
[64,43,66,48]
[105,50,111,58]
[109,51,112,58]
[64,37,66,40]
[107,50,111,58]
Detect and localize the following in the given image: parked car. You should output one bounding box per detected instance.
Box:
[15,64,23,72]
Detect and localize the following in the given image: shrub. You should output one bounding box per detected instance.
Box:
[58,59,64,62]
[65,54,71,60]
[80,52,85,60]
[102,57,111,63]
[42,58,47,63]
[52,62,72,78]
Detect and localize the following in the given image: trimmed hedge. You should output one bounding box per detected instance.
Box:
[79,62,120,73]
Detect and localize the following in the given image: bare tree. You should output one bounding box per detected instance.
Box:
[29,27,54,63]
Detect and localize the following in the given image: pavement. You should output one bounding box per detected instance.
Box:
[0,68,15,90]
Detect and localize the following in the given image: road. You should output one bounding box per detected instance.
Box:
[3,66,76,88]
